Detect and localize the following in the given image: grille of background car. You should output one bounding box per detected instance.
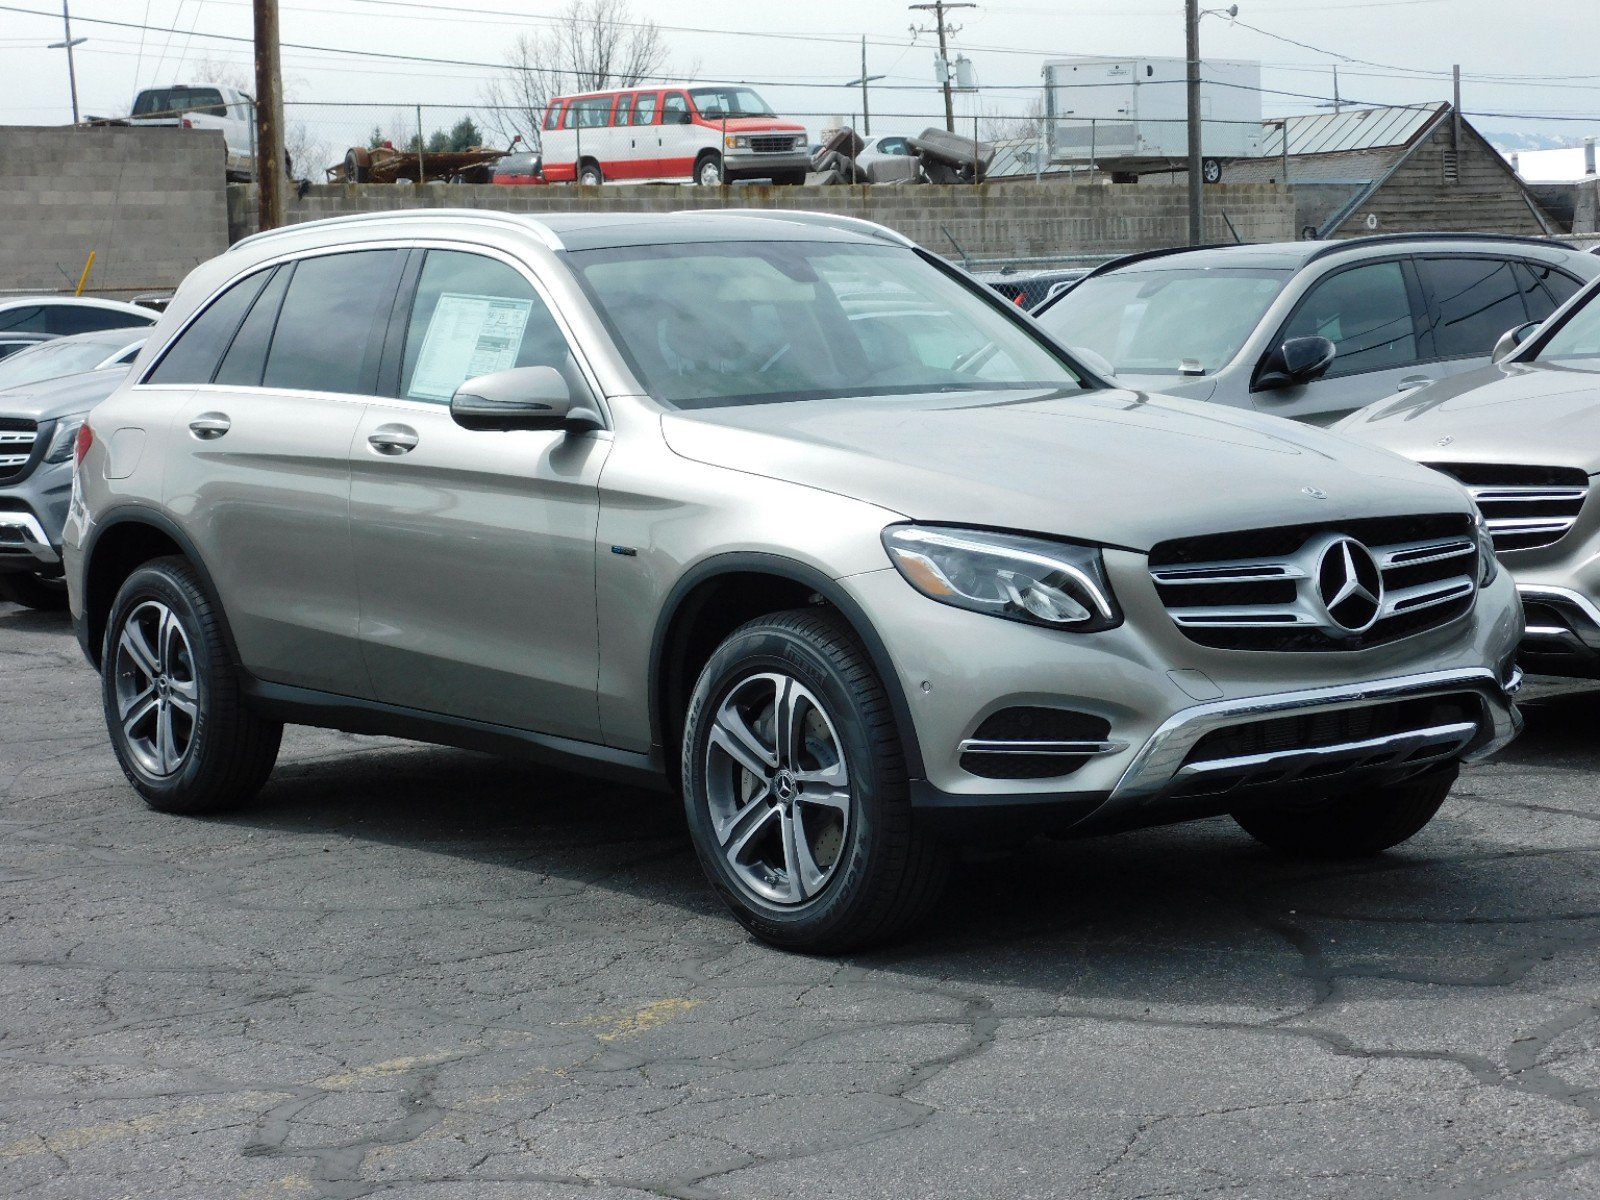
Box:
[0,418,38,482]
[1147,513,1478,651]
[749,136,796,154]
[1423,463,1589,553]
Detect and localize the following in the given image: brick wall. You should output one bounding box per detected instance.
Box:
[228,180,1296,259]
[0,126,230,296]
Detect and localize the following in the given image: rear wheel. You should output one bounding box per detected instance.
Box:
[1231,765,1457,858]
[695,152,723,186]
[681,609,948,952]
[102,557,282,815]
[344,146,373,183]
[0,571,68,612]
[578,159,604,186]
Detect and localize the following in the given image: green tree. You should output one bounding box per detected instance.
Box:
[448,117,483,151]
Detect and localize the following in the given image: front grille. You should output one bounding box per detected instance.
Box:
[749,135,797,154]
[0,417,38,482]
[1149,513,1478,651]
[960,706,1114,780]
[1424,462,1589,553]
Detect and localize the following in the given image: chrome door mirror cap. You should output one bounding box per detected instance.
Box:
[1491,321,1541,364]
[448,366,601,433]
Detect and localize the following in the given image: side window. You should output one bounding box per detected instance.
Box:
[1518,262,1583,324]
[1282,261,1419,377]
[261,250,400,395]
[147,269,271,385]
[663,93,690,125]
[1420,257,1529,359]
[215,265,291,386]
[632,92,658,125]
[0,306,47,333]
[48,306,152,335]
[399,250,575,404]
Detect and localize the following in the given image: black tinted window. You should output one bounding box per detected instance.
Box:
[48,306,152,335]
[1421,257,1529,359]
[399,250,572,403]
[0,307,46,333]
[148,272,270,384]
[1518,262,1582,324]
[215,267,290,386]
[262,251,399,394]
[1284,261,1419,376]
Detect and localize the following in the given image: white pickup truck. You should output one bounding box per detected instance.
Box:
[125,85,255,180]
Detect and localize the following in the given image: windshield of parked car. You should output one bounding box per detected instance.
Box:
[570,240,1085,409]
[1036,265,1292,376]
[689,87,776,118]
[0,337,125,390]
[1535,287,1600,368]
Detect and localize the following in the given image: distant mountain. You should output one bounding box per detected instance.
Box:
[1486,130,1587,153]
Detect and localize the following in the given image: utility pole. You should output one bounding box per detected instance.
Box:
[910,1,975,133]
[253,0,285,232]
[1332,64,1342,115]
[843,37,886,136]
[48,1,86,124]
[1185,0,1202,245]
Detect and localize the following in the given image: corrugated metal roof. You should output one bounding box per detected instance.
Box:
[1261,103,1446,158]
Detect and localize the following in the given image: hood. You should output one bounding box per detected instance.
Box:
[1100,373,1217,402]
[0,367,130,422]
[714,117,805,134]
[661,387,1471,552]
[1336,361,1600,475]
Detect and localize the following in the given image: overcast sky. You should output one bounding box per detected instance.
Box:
[3,0,1595,153]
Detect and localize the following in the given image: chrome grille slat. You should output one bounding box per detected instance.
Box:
[1425,463,1589,553]
[0,417,38,482]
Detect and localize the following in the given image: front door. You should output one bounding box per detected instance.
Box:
[348,248,610,741]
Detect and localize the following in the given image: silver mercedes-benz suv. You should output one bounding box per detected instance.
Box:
[64,210,1523,951]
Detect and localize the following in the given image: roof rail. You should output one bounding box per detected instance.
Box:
[1304,231,1572,263]
[680,209,917,249]
[1077,243,1228,281]
[229,209,565,254]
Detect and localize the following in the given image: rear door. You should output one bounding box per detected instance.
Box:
[623,91,661,178]
[159,248,404,695]
[347,246,610,740]
[1252,258,1429,424]
[658,91,702,179]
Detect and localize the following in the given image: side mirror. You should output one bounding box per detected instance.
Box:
[1255,335,1337,391]
[448,366,601,433]
[1491,321,1540,364]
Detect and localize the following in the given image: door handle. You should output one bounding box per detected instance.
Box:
[1397,375,1433,391]
[367,424,419,455]
[187,413,230,439]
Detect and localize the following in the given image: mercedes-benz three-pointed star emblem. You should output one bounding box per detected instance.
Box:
[1316,537,1384,634]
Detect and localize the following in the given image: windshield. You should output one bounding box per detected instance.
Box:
[569,241,1084,409]
[1037,266,1291,376]
[1536,286,1600,368]
[0,339,121,390]
[689,87,776,118]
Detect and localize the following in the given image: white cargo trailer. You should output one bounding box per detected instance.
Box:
[1042,57,1262,177]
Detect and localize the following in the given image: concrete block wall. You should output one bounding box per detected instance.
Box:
[0,126,231,296]
[229,180,1295,260]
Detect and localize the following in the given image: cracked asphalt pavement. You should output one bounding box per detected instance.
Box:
[6,600,1600,1200]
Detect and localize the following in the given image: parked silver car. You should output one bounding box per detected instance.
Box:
[1337,274,1600,677]
[64,210,1522,950]
[1033,235,1600,426]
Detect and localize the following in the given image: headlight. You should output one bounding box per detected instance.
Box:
[1474,507,1499,587]
[882,525,1121,632]
[43,412,88,464]
[724,135,749,149]
[793,136,808,150]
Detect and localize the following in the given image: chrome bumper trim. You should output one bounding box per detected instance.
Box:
[1518,584,1600,652]
[1107,666,1520,809]
[1172,721,1478,791]
[958,738,1129,757]
[0,512,59,565]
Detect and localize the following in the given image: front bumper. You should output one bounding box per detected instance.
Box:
[0,509,60,569]
[1516,584,1600,677]
[723,150,811,177]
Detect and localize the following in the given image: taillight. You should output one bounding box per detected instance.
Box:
[181,117,193,129]
[74,422,93,464]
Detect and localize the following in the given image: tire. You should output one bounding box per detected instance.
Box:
[344,147,372,183]
[681,608,948,953]
[101,557,282,815]
[0,571,68,611]
[1201,156,1224,184]
[1231,765,1457,858]
[578,160,604,186]
[695,153,723,186]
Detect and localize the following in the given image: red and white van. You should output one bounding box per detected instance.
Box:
[539,84,810,186]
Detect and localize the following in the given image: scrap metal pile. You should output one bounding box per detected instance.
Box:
[809,126,995,185]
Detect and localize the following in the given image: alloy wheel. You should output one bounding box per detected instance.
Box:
[112,600,199,778]
[703,671,852,906]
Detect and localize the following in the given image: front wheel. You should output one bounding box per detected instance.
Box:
[695,153,723,186]
[681,609,948,953]
[1231,765,1457,858]
[102,557,282,815]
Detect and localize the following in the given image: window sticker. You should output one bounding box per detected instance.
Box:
[408,293,534,401]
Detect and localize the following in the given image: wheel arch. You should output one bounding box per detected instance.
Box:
[81,509,236,671]
[648,552,925,780]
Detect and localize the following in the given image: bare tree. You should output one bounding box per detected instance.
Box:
[481,0,671,150]
[980,94,1047,145]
